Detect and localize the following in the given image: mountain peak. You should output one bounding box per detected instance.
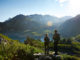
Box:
[14,14,25,18]
[76,14,80,17]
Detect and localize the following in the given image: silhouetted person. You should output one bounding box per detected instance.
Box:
[0,36,3,44]
[44,34,50,55]
[0,36,1,44]
[53,30,60,55]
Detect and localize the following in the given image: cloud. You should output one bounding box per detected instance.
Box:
[58,0,67,3]
[57,0,67,7]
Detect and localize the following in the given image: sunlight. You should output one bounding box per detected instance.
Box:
[47,21,53,26]
[67,0,80,16]
[69,0,80,10]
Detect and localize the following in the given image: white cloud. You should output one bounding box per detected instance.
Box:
[57,0,67,7]
[58,0,67,3]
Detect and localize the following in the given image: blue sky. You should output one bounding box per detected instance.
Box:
[0,0,80,22]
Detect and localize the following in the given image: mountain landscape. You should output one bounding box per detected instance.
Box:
[2,14,80,42]
[1,14,80,60]
[0,14,72,41]
[1,0,80,60]
[2,14,80,41]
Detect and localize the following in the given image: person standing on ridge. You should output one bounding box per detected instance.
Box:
[53,30,60,55]
[44,34,50,55]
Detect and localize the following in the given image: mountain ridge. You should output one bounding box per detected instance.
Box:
[0,14,72,41]
[59,15,80,38]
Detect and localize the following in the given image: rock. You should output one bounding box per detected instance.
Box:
[39,56,52,60]
[44,56,52,60]
[52,55,63,60]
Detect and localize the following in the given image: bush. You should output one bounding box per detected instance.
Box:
[0,33,44,60]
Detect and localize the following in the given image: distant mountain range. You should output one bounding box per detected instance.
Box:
[0,14,74,41]
[59,15,80,38]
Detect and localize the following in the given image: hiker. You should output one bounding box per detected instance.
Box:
[53,30,60,55]
[0,36,3,44]
[0,36,1,44]
[44,34,50,55]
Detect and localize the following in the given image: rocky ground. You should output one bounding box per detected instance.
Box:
[34,53,62,60]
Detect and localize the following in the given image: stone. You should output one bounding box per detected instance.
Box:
[52,55,63,60]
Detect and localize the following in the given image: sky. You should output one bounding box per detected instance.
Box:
[0,0,80,22]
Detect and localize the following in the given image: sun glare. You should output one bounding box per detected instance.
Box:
[47,21,53,26]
